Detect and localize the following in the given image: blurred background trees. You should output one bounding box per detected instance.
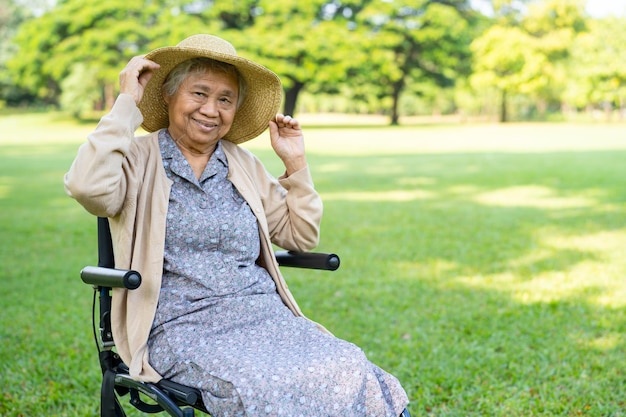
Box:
[1,0,625,123]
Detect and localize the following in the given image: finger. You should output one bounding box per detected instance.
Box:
[119,57,160,103]
[268,120,279,139]
[275,114,300,129]
[138,70,155,88]
[127,56,160,75]
[284,116,300,130]
[288,117,300,128]
[275,113,286,125]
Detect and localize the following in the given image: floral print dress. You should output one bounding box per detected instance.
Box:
[147,131,408,417]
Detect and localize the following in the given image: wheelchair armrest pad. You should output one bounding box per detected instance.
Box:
[80,266,142,289]
[275,251,340,271]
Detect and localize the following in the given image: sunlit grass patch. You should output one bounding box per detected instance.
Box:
[585,333,623,351]
[474,185,596,209]
[321,189,435,202]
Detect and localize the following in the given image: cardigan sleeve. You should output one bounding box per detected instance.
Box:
[250,160,322,252]
[222,141,323,253]
[64,94,143,217]
[269,165,323,251]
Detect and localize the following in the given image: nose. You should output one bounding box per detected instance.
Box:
[199,99,219,116]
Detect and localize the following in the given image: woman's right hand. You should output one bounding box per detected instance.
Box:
[119,55,161,104]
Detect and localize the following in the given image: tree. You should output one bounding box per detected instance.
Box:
[521,0,587,116]
[563,17,626,119]
[7,0,186,113]
[7,0,361,118]
[353,0,477,125]
[470,0,588,121]
[225,0,362,116]
[0,0,39,107]
[471,25,548,122]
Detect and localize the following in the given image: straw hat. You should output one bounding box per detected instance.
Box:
[138,34,283,144]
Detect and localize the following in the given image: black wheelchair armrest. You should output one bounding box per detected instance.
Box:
[275,251,340,271]
[81,266,142,289]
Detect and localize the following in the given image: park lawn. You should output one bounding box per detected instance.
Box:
[1,112,626,416]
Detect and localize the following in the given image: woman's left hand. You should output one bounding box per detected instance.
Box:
[269,114,307,176]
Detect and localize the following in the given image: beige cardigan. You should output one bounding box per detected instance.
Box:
[65,94,323,382]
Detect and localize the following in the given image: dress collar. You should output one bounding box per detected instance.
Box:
[158,129,228,184]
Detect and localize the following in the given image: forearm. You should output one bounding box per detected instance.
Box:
[281,155,308,177]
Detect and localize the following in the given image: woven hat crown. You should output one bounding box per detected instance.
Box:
[138,34,283,144]
[179,34,237,55]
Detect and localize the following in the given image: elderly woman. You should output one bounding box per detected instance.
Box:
[65,34,409,416]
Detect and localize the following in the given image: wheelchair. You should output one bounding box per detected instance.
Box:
[81,217,342,416]
[81,217,410,417]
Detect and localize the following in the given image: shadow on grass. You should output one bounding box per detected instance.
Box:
[284,149,626,415]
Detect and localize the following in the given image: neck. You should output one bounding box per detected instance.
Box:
[168,131,217,179]
[178,147,213,180]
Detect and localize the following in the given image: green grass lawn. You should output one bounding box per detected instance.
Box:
[1,112,626,416]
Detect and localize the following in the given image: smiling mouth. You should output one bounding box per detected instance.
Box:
[194,119,218,130]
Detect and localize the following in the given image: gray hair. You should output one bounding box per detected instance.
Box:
[162,57,247,109]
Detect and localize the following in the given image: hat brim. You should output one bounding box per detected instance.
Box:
[139,45,282,144]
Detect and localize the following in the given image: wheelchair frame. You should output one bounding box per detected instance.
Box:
[81,217,340,417]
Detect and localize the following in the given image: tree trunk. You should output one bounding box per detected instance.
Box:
[390,79,404,126]
[500,89,508,123]
[604,101,612,121]
[283,81,304,116]
[45,78,61,108]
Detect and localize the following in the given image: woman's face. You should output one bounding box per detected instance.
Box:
[165,69,239,153]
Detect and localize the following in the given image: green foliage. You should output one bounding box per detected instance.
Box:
[5,0,478,123]
[471,26,546,94]
[4,0,626,122]
[60,63,103,119]
[523,0,587,36]
[7,0,180,106]
[0,0,40,106]
[470,0,593,121]
[351,0,476,123]
[565,18,626,111]
[229,0,364,115]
